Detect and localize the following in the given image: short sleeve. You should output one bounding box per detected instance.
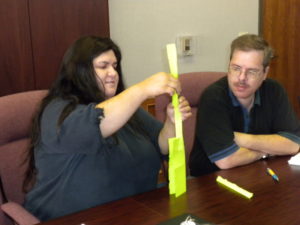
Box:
[40,100,104,154]
[268,81,300,144]
[195,84,238,161]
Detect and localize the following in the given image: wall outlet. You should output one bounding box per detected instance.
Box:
[176,36,194,56]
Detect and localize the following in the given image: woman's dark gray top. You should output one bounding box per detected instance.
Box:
[24,99,163,221]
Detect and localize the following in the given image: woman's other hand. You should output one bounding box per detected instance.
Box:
[166,96,192,123]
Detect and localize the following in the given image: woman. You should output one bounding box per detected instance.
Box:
[23,36,191,221]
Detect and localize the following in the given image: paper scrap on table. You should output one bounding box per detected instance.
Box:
[288,152,300,166]
[216,176,253,199]
[166,43,186,197]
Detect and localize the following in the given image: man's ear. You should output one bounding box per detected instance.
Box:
[263,66,270,80]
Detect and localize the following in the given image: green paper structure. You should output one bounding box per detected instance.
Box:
[166,43,186,197]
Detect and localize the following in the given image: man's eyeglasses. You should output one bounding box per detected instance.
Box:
[229,65,262,80]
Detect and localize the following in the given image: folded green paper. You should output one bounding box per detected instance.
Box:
[166,43,186,197]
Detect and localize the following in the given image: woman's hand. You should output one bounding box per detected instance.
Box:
[158,96,192,154]
[166,96,192,123]
[137,72,181,99]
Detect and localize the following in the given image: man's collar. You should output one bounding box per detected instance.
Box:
[229,89,261,107]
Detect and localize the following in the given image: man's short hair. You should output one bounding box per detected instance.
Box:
[230,34,274,70]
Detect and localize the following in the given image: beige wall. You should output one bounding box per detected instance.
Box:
[109,0,259,86]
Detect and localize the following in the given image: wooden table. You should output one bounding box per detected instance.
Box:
[38,156,300,225]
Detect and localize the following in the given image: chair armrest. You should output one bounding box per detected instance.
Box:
[1,202,40,225]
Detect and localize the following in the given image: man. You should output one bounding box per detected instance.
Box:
[189,34,300,176]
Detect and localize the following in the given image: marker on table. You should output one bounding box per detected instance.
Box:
[267,168,279,182]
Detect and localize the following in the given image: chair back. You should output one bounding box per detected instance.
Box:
[0,90,47,225]
[0,185,11,225]
[155,72,226,173]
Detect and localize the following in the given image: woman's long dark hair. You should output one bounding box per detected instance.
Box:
[23,36,127,192]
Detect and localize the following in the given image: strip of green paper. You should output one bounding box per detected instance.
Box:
[166,43,186,197]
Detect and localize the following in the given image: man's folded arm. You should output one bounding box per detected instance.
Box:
[215,147,265,169]
[234,132,299,155]
[214,132,299,170]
